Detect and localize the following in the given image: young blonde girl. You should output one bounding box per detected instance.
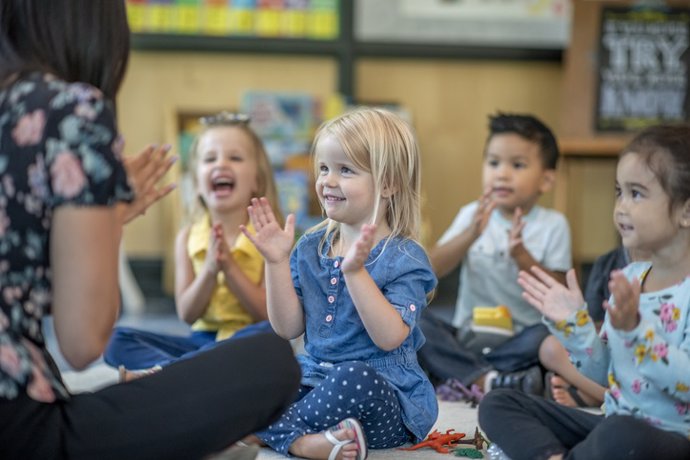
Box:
[479,124,690,460]
[104,112,283,373]
[242,107,437,460]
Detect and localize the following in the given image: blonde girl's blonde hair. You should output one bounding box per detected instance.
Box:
[186,118,284,227]
[308,107,422,246]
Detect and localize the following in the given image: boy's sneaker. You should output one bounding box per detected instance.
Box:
[488,365,544,396]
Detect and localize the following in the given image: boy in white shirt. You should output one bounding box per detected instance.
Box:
[419,113,584,399]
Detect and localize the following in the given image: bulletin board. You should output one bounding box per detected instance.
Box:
[354,0,572,49]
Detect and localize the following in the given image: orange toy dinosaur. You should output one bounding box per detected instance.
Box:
[398,429,466,454]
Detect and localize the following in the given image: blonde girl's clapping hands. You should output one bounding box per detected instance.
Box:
[341,224,377,274]
[518,266,584,322]
[604,270,641,331]
[242,197,296,264]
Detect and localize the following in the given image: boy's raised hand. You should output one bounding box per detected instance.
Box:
[342,224,376,274]
[518,267,584,322]
[241,197,295,264]
[508,207,526,255]
[469,186,496,238]
[604,270,641,331]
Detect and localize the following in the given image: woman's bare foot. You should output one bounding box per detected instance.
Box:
[289,427,359,460]
[550,375,600,408]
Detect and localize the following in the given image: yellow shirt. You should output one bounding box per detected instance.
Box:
[187,215,264,340]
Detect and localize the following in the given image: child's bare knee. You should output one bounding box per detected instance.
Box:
[538,335,567,366]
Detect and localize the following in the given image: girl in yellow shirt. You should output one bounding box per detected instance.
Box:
[104,112,283,376]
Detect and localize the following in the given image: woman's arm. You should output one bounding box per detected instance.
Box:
[52,144,175,369]
[51,207,121,369]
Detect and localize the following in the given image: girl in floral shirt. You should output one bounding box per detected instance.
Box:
[479,124,690,460]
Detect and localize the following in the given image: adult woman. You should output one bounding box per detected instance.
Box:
[0,1,299,459]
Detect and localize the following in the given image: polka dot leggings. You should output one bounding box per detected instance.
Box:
[256,361,411,455]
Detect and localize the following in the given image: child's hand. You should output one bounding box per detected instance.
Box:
[212,224,233,272]
[604,270,641,331]
[342,224,376,273]
[469,186,495,238]
[518,267,584,322]
[203,224,223,275]
[242,197,295,264]
[508,207,526,256]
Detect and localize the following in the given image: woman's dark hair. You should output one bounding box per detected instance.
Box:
[0,0,130,101]
[621,123,690,211]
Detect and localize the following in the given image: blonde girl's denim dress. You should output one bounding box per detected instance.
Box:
[290,229,438,442]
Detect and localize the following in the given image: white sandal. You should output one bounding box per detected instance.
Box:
[325,417,368,460]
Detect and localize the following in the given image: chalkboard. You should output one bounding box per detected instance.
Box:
[595,6,690,132]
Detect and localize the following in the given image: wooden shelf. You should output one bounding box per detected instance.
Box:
[559,136,631,158]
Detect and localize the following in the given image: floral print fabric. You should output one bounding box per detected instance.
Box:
[0,73,133,402]
[547,261,690,437]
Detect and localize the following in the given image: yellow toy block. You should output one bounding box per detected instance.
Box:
[472,305,513,331]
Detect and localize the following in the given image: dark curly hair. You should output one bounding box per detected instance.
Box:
[487,112,560,170]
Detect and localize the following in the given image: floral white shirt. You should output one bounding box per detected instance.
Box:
[0,73,133,402]
[547,261,690,438]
